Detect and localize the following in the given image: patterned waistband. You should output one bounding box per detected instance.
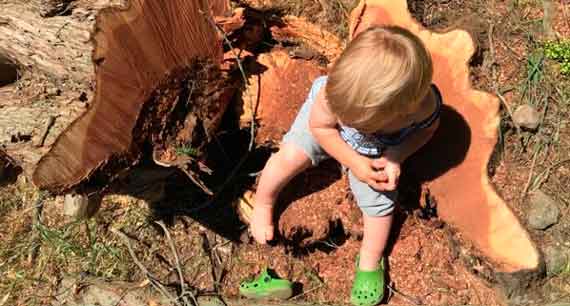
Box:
[340,129,384,156]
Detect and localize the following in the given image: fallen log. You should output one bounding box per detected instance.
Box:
[0,0,237,194]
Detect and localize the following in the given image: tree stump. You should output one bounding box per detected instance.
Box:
[236,0,543,296]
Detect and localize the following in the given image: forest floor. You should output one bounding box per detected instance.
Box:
[1,0,569,305]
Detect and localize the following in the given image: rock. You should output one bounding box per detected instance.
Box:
[543,245,569,276]
[46,87,61,96]
[527,190,560,230]
[513,104,540,130]
[63,193,93,219]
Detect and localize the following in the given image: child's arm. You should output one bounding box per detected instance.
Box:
[309,88,387,189]
[384,117,440,164]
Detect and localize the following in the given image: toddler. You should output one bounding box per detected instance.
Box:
[251,25,442,306]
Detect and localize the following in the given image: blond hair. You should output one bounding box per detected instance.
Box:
[326,26,433,133]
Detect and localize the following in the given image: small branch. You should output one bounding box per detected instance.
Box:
[0,293,10,306]
[200,232,222,293]
[488,23,522,136]
[386,283,423,305]
[290,283,324,300]
[34,115,57,147]
[27,192,47,265]
[206,11,257,151]
[201,10,249,86]
[465,274,483,305]
[110,228,182,306]
[532,158,570,191]
[155,221,198,306]
[179,166,214,196]
[496,91,521,133]
[522,146,541,196]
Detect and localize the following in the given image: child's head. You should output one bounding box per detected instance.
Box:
[326,25,433,134]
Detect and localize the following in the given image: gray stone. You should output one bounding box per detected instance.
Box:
[544,245,569,276]
[527,190,560,230]
[513,104,540,130]
[46,87,61,96]
[63,193,89,219]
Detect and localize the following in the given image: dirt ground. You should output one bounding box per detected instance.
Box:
[1,0,569,306]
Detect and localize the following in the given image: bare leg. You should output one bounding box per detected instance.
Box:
[359,214,393,270]
[252,143,312,244]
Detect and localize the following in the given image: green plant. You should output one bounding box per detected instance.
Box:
[544,40,570,75]
[527,51,544,83]
[175,144,199,157]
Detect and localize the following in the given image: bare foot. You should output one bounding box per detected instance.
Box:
[251,202,275,244]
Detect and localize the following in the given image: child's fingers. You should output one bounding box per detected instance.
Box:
[369,170,388,182]
[367,180,384,191]
[379,174,398,191]
[377,181,395,191]
[371,158,387,169]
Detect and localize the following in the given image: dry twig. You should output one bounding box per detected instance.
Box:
[386,283,423,305]
[0,293,10,306]
[200,232,223,293]
[488,23,522,135]
[523,146,541,196]
[532,158,570,190]
[27,192,46,265]
[155,221,198,306]
[110,227,182,306]
[290,283,325,300]
[35,115,57,147]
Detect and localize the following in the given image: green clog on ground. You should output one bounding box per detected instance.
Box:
[350,257,385,306]
[239,268,293,300]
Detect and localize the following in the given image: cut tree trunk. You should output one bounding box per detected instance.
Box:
[237,0,543,296]
[0,0,236,194]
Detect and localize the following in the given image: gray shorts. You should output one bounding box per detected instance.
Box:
[282,76,396,217]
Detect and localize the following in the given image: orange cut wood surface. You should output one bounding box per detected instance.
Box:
[350,0,539,272]
[32,0,229,191]
[241,50,326,144]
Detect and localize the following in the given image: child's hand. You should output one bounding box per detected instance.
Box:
[373,157,401,191]
[349,155,389,190]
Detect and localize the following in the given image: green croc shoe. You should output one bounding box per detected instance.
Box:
[350,257,385,306]
[239,268,293,300]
